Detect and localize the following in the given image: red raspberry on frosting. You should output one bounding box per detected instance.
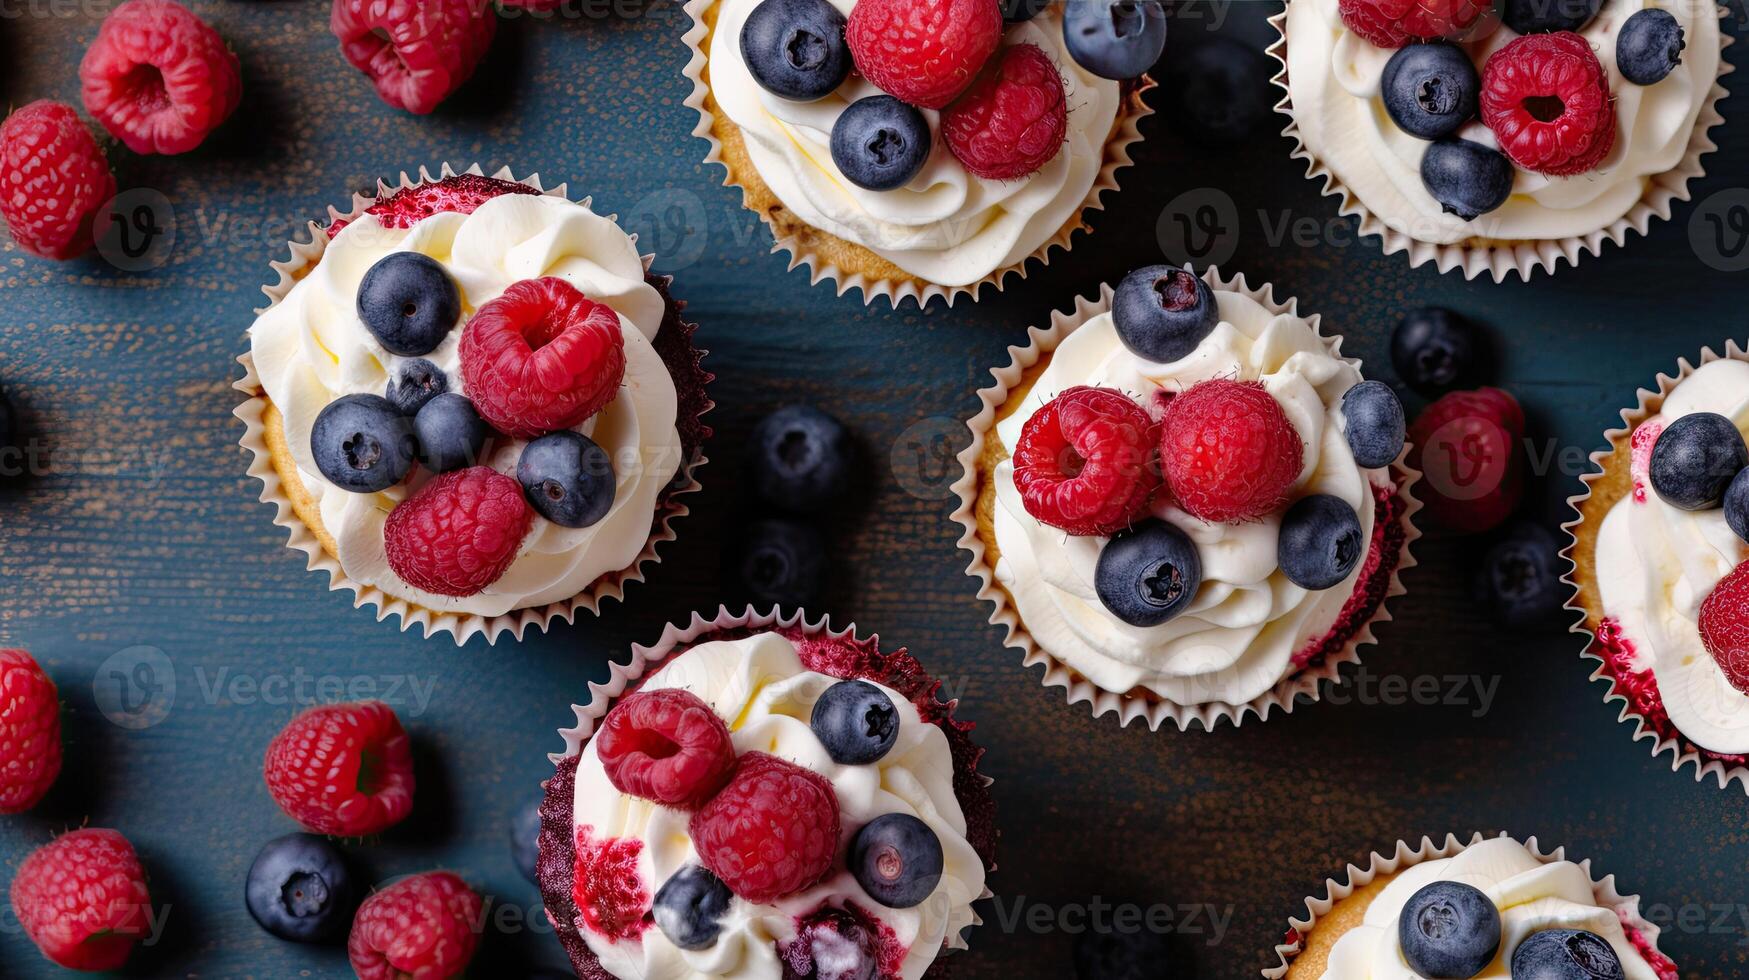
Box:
[689,752,840,904]
[385,466,533,597]
[263,700,416,837]
[1013,385,1161,536]
[331,0,498,115]
[459,277,627,439]
[1701,563,1749,696]
[1160,379,1304,524]
[347,871,483,980]
[1407,387,1525,534]
[846,0,1004,109]
[10,828,152,972]
[0,649,61,815]
[595,689,737,810]
[1337,0,1487,48]
[0,101,116,261]
[79,0,241,155]
[942,43,1069,181]
[1481,32,1617,176]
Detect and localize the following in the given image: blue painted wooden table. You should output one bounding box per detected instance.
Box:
[4,2,1749,977]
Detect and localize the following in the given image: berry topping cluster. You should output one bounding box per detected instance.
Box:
[1393,878,1628,980]
[1342,0,1684,222]
[1012,266,1405,627]
[739,0,1161,191]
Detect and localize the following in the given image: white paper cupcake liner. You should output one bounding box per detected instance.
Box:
[1264,832,1674,978]
[1561,340,1749,793]
[948,266,1423,732]
[681,0,1153,308]
[547,605,994,963]
[233,163,709,645]
[1267,2,1733,282]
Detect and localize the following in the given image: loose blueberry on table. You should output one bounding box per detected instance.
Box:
[245,833,357,944]
[749,404,855,514]
[1392,306,1485,395]
[1073,925,1179,980]
[512,797,542,885]
[1475,522,1567,628]
[738,517,828,607]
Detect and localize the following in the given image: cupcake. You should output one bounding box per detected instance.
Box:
[235,166,712,644]
[535,607,997,978]
[682,0,1156,306]
[1270,0,1729,280]
[1565,344,1749,790]
[952,266,1419,730]
[1269,834,1678,978]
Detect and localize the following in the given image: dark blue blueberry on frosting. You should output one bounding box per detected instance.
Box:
[1617,9,1685,86]
[741,0,851,102]
[1399,880,1501,979]
[1382,42,1478,140]
[356,252,461,357]
[1421,137,1514,221]
[413,393,490,474]
[517,430,616,528]
[1342,380,1407,469]
[653,865,734,951]
[850,813,943,909]
[1112,265,1219,364]
[310,393,416,493]
[1649,412,1749,511]
[385,358,448,415]
[1063,0,1168,81]
[1277,495,1364,591]
[811,680,899,766]
[1510,928,1626,980]
[1502,0,1602,35]
[1726,468,1749,544]
[830,96,931,192]
[1095,519,1203,627]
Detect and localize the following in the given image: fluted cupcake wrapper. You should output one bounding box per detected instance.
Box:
[681,0,1152,308]
[1562,340,1749,793]
[948,266,1422,732]
[1264,832,1673,978]
[233,163,710,645]
[1267,3,1733,283]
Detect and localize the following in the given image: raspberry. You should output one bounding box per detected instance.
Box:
[1013,386,1160,536]
[459,277,627,438]
[331,0,498,115]
[1701,563,1749,697]
[942,43,1069,181]
[0,649,61,815]
[846,0,1004,109]
[1337,0,1487,48]
[1629,420,1664,504]
[0,101,116,261]
[79,0,241,155]
[1407,387,1525,534]
[331,174,542,237]
[1481,32,1617,176]
[689,752,840,904]
[570,827,650,942]
[384,466,533,597]
[263,700,416,837]
[347,871,482,980]
[10,829,152,972]
[595,689,736,810]
[1160,380,1304,524]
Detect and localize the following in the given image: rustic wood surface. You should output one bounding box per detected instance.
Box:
[3,2,1749,977]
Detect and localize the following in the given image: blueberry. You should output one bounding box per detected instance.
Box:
[1392,307,1484,395]
[1649,412,1749,511]
[1382,42,1478,140]
[245,833,357,944]
[1511,928,1626,980]
[811,680,899,765]
[1278,495,1364,591]
[517,430,616,528]
[830,96,931,192]
[740,0,850,102]
[653,865,733,951]
[1095,519,1203,627]
[1064,0,1168,81]
[1503,0,1602,35]
[355,252,461,357]
[850,813,943,909]
[1399,880,1501,979]
[310,393,416,493]
[511,797,541,886]
[1727,468,1749,544]
[1112,266,1220,364]
[413,393,491,473]
[1342,380,1406,469]
[750,405,854,513]
[1002,0,1051,21]
[386,358,448,415]
[1475,522,1565,628]
[738,518,826,608]
[1617,9,1685,86]
[1164,36,1276,147]
[1422,137,1514,221]
[1073,927,1179,980]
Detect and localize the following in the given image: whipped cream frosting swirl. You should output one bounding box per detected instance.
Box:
[570,632,984,980]
[250,193,683,618]
[991,285,1388,705]
[1321,837,1660,979]
[1283,0,1721,245]
[709,0,1122,287]
[1597,358,1749,755]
